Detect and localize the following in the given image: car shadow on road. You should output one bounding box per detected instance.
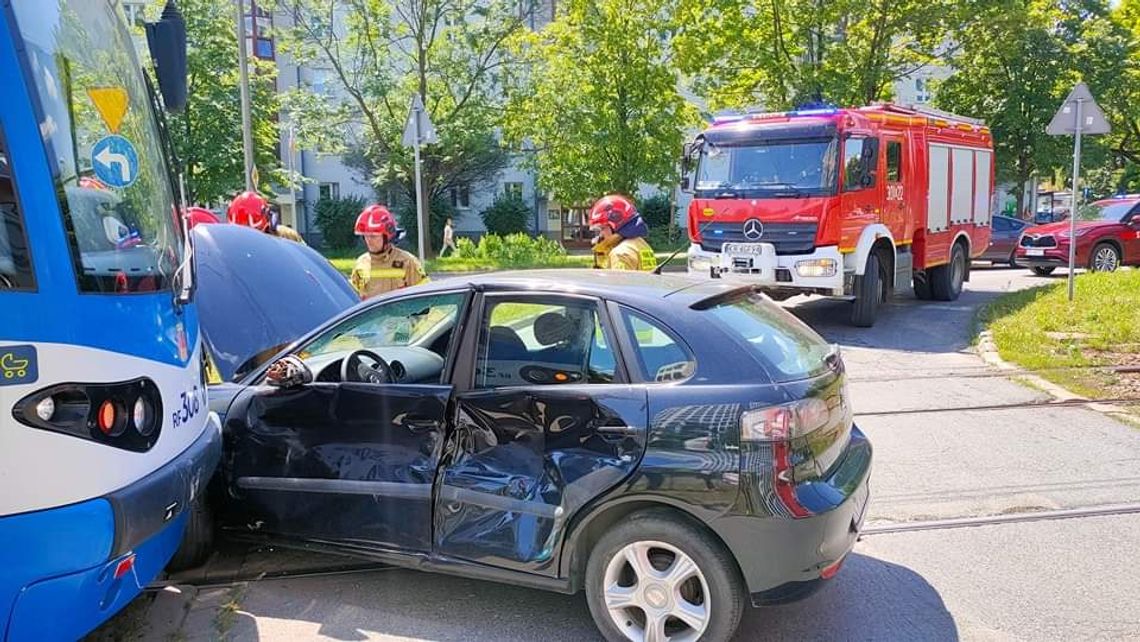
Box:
[736,553,958,641]
[194,552,955,642]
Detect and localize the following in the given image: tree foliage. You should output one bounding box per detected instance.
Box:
[480,194,531,235]
[503,0,698,205]
[275,0,523,205]
[673,0,970,110]
[144,0,283,204]
[936,0,1140,210]
[314,194,368,250]
[936,0,1071,215]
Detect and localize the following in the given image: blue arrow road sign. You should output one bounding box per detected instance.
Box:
[91,135,139,188]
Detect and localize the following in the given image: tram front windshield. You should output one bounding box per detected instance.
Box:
[11,0,183,294]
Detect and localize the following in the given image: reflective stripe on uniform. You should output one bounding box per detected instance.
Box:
[638,247,658,271]
[370,268,407,278]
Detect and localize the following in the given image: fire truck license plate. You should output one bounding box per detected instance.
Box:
[1026,248,1045,256]
[723,243,767,255]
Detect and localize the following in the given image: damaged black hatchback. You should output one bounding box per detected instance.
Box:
[193,266,871,642]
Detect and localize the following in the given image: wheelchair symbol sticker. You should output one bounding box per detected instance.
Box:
[0,345,38,386]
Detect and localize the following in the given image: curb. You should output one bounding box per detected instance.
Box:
[977,330,1134,420]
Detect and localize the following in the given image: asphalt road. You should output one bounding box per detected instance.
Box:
[93,264,1140,642]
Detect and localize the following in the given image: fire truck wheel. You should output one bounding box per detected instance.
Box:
[931,243,967,301]
[851,252,884,327]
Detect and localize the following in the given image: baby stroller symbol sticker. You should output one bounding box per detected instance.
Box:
[0,345,37,386]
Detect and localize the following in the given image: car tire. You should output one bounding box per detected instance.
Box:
[1031,266,1056,277]
[167,497,214,571]
[1089,242,1121,272]
[585,510,745,642]
[850,252,884,327]
[931,243,966,301]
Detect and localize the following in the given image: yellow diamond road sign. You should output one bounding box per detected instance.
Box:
[87,87,130,134]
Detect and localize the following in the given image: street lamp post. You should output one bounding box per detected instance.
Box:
[235,0,256,192]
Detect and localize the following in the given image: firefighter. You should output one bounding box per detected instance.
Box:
[227,191,305,243]
[349,204,428,300]
[589,194,657,271]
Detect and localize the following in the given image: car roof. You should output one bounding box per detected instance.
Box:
[408,269,749,308]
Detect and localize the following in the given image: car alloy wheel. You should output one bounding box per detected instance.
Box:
[1092,245,1120,272]
[602,540,710,642]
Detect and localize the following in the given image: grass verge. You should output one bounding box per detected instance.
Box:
[977,269,1140,410]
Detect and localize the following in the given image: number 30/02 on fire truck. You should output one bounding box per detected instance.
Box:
[682,104,994,327]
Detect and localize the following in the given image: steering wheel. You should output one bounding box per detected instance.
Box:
[341,349,393,384]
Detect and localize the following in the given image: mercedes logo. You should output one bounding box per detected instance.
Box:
[742,218,764,241]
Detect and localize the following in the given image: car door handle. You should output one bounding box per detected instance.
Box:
[405,418,441,432]
[595,424,639,437]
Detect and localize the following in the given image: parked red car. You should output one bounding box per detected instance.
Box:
[1015,197,1140,276]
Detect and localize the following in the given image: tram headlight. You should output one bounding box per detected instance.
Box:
[35,396,56,422]
[133,396,154,435]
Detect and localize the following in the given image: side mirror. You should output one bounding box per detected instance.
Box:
[145,1,188,113]
[264,355,313,389]
[680,176,691,191]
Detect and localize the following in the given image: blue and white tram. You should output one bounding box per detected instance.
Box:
[0,2,220,639]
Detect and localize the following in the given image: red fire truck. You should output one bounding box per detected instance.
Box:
[682,104,994,326]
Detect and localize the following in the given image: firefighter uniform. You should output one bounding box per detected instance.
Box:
[596,236,657,271]
[272,224,305,244]
[349,245,428,299]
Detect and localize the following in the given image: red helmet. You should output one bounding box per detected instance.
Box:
[355,204,398,239]
[185,206,219,230]
[228,191,270,231]
[588,194,638,232]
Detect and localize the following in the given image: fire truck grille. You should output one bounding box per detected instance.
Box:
[699,222,818,255]
[1020,234,1057,248]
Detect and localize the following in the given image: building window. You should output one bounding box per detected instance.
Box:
[318,182,340,201]
[914,78,931,104]
[450,184,471,209]
[245,1,275,61]
[121,1,147,27]
[503,182,524,199]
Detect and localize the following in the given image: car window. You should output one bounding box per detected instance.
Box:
[704,293,832,383]
[620,308,695,382]
[993,217,1010,232]
[0,128,34,291]
[842,136,877,192]
[298,292,465,380]
[886,140,902,182]
[476,297,615,388]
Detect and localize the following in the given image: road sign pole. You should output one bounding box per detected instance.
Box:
[236,0,256,192]
[1067,98,1083,303]
[413,108,427,262]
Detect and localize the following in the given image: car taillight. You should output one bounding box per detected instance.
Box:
[13,378,164,452]
[741,395,844,520]
[740,397,830,442]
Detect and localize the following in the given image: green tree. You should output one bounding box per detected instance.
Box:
[480,194,531,235]
[503,0,698,205]
[935,0,1073,216]
[276,0,523,209]
[143,0,283,203]
[1063,0,1140,194]
[673,0,970,110]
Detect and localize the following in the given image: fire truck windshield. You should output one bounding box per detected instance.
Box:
[696,138,838,197]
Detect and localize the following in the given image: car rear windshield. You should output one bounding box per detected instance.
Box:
[703,293,833,382]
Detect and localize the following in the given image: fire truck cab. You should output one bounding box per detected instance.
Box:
[683,104,994,327]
